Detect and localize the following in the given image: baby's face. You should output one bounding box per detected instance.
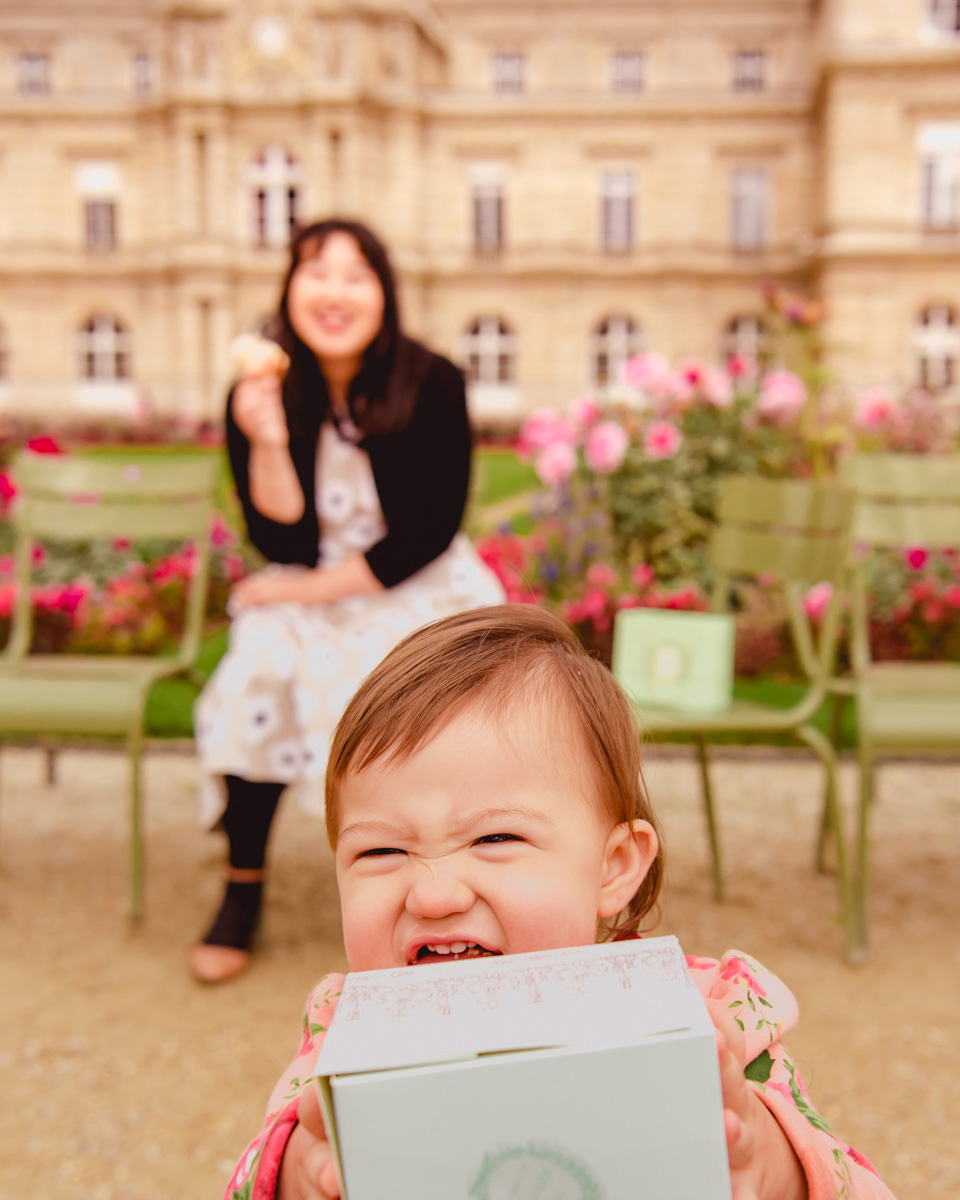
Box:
[334,703,657,972]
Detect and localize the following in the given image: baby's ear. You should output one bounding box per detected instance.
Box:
[597,819,659,920]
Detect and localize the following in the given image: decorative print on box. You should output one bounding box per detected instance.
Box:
[470,1142,603,1200]
[337,939,687,1023]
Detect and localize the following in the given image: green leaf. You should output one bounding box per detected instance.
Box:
[728,999,743,1008]
[743,1049,774,1084]
[756,1019,765,1030]
[735,1018,745,1031]
[747,994,756,1012]
[758,995,773,1008]
[309,1023,327,1036]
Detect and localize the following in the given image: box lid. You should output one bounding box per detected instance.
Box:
[315,936,705,1077]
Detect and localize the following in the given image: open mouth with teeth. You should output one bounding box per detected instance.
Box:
[413,942,502,965]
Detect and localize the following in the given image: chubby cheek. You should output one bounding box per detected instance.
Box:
[338,876,401,972]
[494,860,601,954]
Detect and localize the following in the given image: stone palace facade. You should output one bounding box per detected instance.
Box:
[0,0,958,423]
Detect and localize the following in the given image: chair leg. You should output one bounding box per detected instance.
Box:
[695,738,723,901]
[815,695,846,874]
[854,739,875,958]
[129,727,145,922]
[796,724,862,964]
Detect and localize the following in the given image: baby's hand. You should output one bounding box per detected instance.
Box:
[277,1086,341,1200]
[707,1000,808,1200]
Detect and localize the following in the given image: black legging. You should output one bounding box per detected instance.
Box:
[222,775,285,870]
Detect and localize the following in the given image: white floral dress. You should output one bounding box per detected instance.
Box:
[195,422,504,822]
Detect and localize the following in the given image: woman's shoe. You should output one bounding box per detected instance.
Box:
[189,874,263,984]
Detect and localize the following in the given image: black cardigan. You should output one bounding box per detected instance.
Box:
[226,351,473,589]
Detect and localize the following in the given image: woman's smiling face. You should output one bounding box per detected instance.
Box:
[286,231,386,375]
[334,702,658,972]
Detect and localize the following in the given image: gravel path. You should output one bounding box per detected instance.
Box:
[1,744,957,1199]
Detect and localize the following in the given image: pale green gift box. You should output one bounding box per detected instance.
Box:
[314,936,732,1199]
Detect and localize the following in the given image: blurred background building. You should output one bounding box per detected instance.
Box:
[0,0,957,423]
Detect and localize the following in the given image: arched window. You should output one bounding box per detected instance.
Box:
[77,315,131,381]
[721,314,769,364]
[592,316,643,386]
[247,145,302,249]
[915,305,959,390]
[463,317,515,385]
[461,317,519,418]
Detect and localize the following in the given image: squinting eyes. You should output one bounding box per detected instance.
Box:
[356,833,521,859]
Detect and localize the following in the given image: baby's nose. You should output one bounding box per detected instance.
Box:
[404,864,474,919]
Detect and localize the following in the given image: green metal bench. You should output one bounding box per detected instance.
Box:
[835,452,960,957]
[0,453,216,919]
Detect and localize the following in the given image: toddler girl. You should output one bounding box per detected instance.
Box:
[224,605,894,1200]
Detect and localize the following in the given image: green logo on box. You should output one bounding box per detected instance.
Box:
[470,1142,603,1200]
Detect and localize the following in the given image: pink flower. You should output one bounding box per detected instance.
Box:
[0,471,17,514]
[24,435,63,455]
[643,420,684,460]
[901,544,930,572]
[727,353,758,381]
[584,421,629,474]
[223,553,246,583]
[0,581,16,618]
[31,543,46,568]
[111,537,132,553]
[586,563,619,588]
[631,563,655,589]
[622,352,671,393]
[853,387,897,431]
[802,581,834,622]
[922,599,946,624]
[534,441,577,488]
[568,395,601,428]
[945,585,960,608]
[516,408,577,459]
[756,370,807,424]
[756,572,778,589]
[616,594,641,609]
[209,513,235,547]
[699,365,734,409]
[0,555,13,577]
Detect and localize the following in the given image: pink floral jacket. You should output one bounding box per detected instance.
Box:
[223,951,895,1200]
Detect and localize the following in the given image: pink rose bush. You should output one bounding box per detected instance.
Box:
[756,370,807,425]
[517,401,628,488]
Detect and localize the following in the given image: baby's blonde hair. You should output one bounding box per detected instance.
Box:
[325,604,664,937]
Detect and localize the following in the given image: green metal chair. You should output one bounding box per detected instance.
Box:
[835,452,960,955]
[0,453,217,918]
[612,476,860,962]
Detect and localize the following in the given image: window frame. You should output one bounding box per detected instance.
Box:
[915,305,959,391]
[929,0,960,34]
[600,171,636,255]
[611,50,645,94]
[919,125,960,230]
[732,49,765,93]
[730,165,769,253]
[77,315,132,383]
[492,51,526,94]
[18,51,50,95]
[85,199,117,252]
[592,315,644,387]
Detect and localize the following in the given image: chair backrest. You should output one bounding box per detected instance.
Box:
[709,476,855,682]
[838,452,960,551]
[7,453,218,665]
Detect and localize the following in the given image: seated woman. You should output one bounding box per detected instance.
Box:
[191,217,504,984]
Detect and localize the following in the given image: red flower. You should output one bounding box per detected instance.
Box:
[24,435,63,455]
[901,544,930,572]
[0,470,17,513]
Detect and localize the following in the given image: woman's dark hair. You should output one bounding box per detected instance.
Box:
[269,217,432,438]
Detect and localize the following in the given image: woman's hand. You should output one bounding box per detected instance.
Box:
[228,567,314,613]
[233,372,289,448]
[707,1000,808,1200]
[277,1087,341,1200]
